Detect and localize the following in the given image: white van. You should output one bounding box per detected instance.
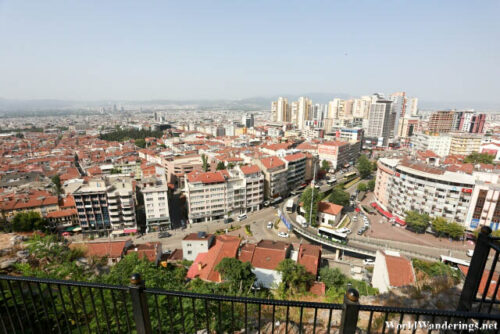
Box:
[237,213,247,221]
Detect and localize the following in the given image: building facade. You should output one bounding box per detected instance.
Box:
[142,180,171,232]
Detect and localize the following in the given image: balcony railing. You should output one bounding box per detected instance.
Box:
[0,228,499,333]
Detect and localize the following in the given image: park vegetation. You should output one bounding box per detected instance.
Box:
[99,128,163,143]
[464,152,495,164]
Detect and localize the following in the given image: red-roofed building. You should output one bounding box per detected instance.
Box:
[372,250,415,293]
[46,208,78,230]
[186,235,241,282]
[318,141,359,170]
[84,239,133,265]
[238,240,291,288]
[126,242,162,264]
[317,201,343,227]
[237,165,264,212]
[296,244,322,277]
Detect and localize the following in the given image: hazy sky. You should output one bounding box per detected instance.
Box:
[0,1,499,104]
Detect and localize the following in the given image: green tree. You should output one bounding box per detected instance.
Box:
[276,259,314,297]
[110,167,122,174]
[371,160,378,172]
[300,187,322,227]
[135,138,146,148]
[216,161,226,170]
[405,211,430,233]
[321,160,330,171]
[320,267,346,288]
[328,186,350,207]
[356,155,373,179]
[367,178,376,191]
[12,211,47,232]
[51,174,62,195]
[357,182,367,192]
[446,222,465,239]
[464,152,495,164]
[215,258,256,294]
[431,217,449,237]
[201,154,209,172]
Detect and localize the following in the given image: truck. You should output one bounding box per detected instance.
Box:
[285,199,294,213]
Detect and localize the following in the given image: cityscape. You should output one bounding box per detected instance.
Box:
[1,1,500,333]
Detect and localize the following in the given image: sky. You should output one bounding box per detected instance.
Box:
[0,1,499,105]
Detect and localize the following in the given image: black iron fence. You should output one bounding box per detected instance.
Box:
[0,227,499,333]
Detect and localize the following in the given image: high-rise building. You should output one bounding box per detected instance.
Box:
[297,97,312,130]
[142,178,171,232]
[428,110,454,133]
[390,92,406,138]
[470,114,486,133]
[242,113,254,128]
[366,94,394,146]
[271,97,290,123]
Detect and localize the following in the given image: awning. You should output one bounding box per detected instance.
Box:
[371,202,393,219]
[371,202,378,208]
[124,229,137,234]
[64,226,76,232]
[394,217,407,226]
[111,230,124,235]
[72,227,82,232]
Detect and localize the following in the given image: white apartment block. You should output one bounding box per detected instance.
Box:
[185,167,264,223]
[143,180,171,232]
[411,133,452,157]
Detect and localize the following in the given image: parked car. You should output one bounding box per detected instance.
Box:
[263,200,270,207]
[363,259,375,266]
[278,232,289,238]
[159,232,171,238]
[267,221,274,229]
[237,213,248,221]
[467,249,474,257]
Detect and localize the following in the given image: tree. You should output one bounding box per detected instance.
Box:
[371,160,378,172]
[321,160,330,171]
[431,217,449,237]
[357,182,367,192]
[201,154,209,172]
[110,167,122,174]
[216,161,226,170]
[320,267,346,288]
[367,178,376,192]
[405,211,430,233]
[134,138,146,148]
[300,187,322,227]
[12,211,47,232]
[51,174,62,195]
[356,155,373,179]
[276,259,314,296]
[215,258,256,294]
[446,222,465,239]
[464,152,495,164]
[328,186,350,207]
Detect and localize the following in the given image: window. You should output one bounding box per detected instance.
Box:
[187,251,192,255]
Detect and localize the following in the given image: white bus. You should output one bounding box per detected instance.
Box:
[318,227,348,244]
[285,199,294,213]
[440,255,470,268]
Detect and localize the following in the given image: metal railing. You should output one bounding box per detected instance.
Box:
[0,227,500,333]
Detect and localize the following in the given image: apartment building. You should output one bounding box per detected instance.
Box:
[163,154,203,187]
[366,95,394,145]
[411,133,452,157]
[375,158,475,225]
[428,111,454,133]
[73,177,137,237]
[238,165,264,212]
[142,179,171,232]
[317,141,360,170]
[449,133,482,156]
[255,157,288,199]
[283,153,307,190]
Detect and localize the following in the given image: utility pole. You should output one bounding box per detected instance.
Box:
[309,157,317,227]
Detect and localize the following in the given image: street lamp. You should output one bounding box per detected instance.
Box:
[309,156,318,227]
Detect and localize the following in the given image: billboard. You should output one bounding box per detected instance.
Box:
[318,144,338,157]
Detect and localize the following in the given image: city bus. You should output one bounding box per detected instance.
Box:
[318,227,348,244]
[440,255,470,268]
[343,171,357,180]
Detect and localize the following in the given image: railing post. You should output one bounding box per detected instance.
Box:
[129,273,153,334]
[457,226,492,311]
[340,288,360,334]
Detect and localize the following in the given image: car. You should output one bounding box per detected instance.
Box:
[237,213,248,221]
[278,232,289,238]
[263,200,270,207]
[357,229,365,236]
[363,259,375,266]
[467,249,474,257]
[352,216,358,221]
[267,222,273,229]
[159,232,171,238]
[338,227,351,234]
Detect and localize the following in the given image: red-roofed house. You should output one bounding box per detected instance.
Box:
[317,201,343,227]
[238,240,291,288]
[84,239,133,265]
[296,244,322,277]
[186,235,241,282]
[372,250,415,293]
[126,242,162,264]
